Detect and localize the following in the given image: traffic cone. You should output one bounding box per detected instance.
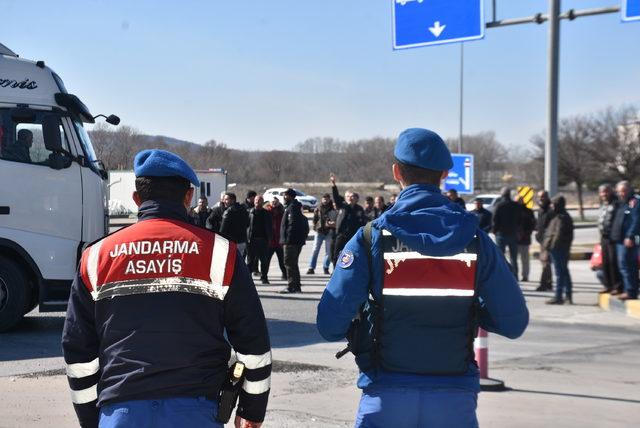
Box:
[474,328,506,391]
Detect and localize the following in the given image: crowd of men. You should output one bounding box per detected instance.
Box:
[460,183,639,303]
[188,179,639,303]
[188,189,308,293]
[186,177,398,292]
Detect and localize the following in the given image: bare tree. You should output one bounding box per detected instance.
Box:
[587,106,640,186]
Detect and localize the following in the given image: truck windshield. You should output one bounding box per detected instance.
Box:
[73,119,102,171]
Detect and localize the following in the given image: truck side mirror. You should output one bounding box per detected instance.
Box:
[42,115,62,152]
[106,115,120,125]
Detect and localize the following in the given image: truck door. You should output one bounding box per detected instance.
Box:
[0,109,83,281]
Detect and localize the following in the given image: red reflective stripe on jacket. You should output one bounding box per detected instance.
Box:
[384,258,476,291]
[223,242,237,286]
[79,249,92,293]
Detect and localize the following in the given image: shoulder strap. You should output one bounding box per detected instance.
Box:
[363,221,378,297]
[362,221,383,371]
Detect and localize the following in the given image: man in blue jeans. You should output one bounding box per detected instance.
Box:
[543,196,574,304]
[610,180,640,300]
[308,194,335,275]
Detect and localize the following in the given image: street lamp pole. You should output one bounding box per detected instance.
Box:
[546,0,561,196]
[459,43,464,154]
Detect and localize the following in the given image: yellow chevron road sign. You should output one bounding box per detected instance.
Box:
[517,186,535,209]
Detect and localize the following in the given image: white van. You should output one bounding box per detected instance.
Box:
[0,43,118,331]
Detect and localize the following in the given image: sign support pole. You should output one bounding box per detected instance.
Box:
[459,43,464,154]
[546,0,560,197]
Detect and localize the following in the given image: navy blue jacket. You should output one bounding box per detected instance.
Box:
[610,195,640,243]
[316,184,528,391]
[62,200,271,427]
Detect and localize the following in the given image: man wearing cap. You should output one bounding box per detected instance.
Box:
[317,128,529,427]
[62,150,271,428]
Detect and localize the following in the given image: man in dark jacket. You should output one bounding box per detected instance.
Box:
[446,189,466,209]
[205,196,227,233]
[243,190,257,212]
[516,197,536,282]
[62,150,270,428]
[330,174,366,265]
[363,196,381,221]
[609,181,640,300]
[189,196,211,228]
[219,192,250,256]
[492,187,520,277]
[248,196,272,284]
[280,188,309,293]
[308,194,335,275]
[543,195,574,304]
[374,196,387,214]
[535,190,554,291]
[471,198,492,233]
[597,184,622,294]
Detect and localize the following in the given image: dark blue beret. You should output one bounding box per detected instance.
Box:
[133,149,200,186]
[394,128,453,171]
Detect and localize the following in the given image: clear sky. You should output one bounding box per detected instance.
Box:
[2,0,639,150]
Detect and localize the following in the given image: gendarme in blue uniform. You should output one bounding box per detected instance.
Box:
[316,128,529,427]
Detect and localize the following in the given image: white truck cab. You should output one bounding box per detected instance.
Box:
[0,43,118,331]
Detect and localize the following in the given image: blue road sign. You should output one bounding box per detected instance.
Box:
[443,154,474,195]
[623,0,640,22]
[392,0,484,49]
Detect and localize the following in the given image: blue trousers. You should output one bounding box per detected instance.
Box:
[355,387,478,428]
[495,234,518,278]
[309,231,331,270]
[616,244,639,298]
[550,249,572,301]
[99,397,222,428]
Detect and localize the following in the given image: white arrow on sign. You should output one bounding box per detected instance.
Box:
[429,21,446,38]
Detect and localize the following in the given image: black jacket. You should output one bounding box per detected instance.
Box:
[62,200,271,427]
[331,184,366,238]
[280,199,309,245]
[220,203,250,243]
[248,208,272,242]
[206,205,226,232]
[492,199,521,237]
[189,207,211,229]
[364,207,381,221]
[599,197,620,240]
[517,205,536,246]
[472,207,492,233]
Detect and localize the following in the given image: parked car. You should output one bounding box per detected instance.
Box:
[465,194,502,212]
[263,188,318,212]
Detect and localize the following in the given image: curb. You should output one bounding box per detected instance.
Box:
[531,251,593,261]
[598,293,640,320]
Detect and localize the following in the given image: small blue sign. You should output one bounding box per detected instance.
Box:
[443,154,474,195]
[393,0,484,49]
[623,0,640,21]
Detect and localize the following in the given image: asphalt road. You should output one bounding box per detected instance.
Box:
[2,232,639,427]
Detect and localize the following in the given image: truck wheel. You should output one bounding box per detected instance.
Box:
[0,256,30,332]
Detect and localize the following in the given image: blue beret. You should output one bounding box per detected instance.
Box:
[394,128,453,171]
[133,149,200,186]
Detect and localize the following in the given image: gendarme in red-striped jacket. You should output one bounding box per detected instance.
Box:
[62,199,271,427]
